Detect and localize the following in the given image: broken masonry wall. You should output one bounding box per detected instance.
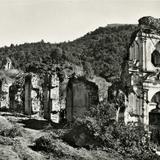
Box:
[50,74,60,111]
[66,77,99,122]
[57,65,84,122]
[88,76,112,102]
[31,74,42,113]
[50,74,60,123]
[59,78,69,110]
[24,73,42,115]
[0,78,14,109]
[24,75,32,115]
[42,73,61,123]
[43,76,49,119]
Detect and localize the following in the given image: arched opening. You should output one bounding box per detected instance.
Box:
[151,92,160,106]
[151,50,160,67]
[149,91,160,145]
[149,108,160,145]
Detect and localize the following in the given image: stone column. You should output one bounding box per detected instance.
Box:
[24,75,32,115]
[9,85,15,110]
[43,74,51,120]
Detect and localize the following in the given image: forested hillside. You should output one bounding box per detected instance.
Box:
[59,24,137,81]
[0,24,137,82]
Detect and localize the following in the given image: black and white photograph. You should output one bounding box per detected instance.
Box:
[0,0,160,159]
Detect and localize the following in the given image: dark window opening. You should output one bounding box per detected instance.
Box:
[151,50,160,67]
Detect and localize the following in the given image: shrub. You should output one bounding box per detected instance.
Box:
[0,135,14,145]
[0,125,24,138]
[34,133,88,160]
[65,100,160,160]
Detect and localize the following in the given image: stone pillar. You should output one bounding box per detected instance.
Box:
[0,80,2,108]
[9,85,15,110]
[142,90,149,128]
[43,74,51,120]
[0,79,13,109]
[31,74,42,114]
[66,83,73,122]
[24,75,32,115]
[50,74,60,123]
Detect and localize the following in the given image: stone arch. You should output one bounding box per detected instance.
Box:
[149,104,160,145]
[151,92,160,104]
[148,91,160,113]
[148,91,160,120]
[148,90,160,115]
[148,88,160,102]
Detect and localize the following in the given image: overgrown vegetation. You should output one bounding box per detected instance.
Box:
[1,23,159,159]
[32,100,160,159]
[61,100,160,160]
[0,125,24,138]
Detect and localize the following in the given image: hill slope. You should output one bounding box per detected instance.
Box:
[0,24,137,82]
[59,24,137,81]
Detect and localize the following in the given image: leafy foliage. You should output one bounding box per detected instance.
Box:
[65,100,160,160]
[59,24,137,81]
[0,125,25,138]
[0,25,137,83]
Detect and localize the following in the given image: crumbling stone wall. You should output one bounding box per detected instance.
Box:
[50,74,60,123]
[0,57,15,109]
[0,58,110,125]
[24,73,42,115]
[66,77,99,121]
[31,74,42,113]
[88,76,111,102]
[0,78,13,109]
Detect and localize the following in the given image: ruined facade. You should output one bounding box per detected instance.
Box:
[127,17,160,128]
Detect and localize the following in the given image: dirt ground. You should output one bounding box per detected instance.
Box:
[0,112,123,160]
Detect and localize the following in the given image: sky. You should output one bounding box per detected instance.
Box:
[0,0,160,47]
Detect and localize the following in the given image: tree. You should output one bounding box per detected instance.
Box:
[50,47,63,64]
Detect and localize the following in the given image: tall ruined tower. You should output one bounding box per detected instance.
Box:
[127,16,160,127]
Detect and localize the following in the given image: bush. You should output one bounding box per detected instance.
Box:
[34,133,89,160]
[65,100,160,160]
[0,125,24,138]
[0,135,14,145]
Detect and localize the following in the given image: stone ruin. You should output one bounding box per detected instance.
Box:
[0,58,111,123]
[0,57,16,109]
[127,16,160,143]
